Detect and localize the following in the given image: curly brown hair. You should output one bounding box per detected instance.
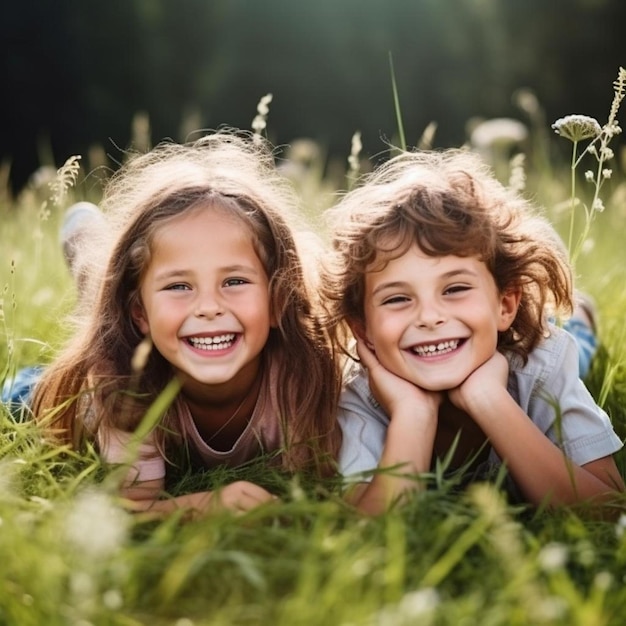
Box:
[321,148,572,362]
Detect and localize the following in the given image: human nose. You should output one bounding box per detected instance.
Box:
[194,289,224,319]
[415,297,446,329]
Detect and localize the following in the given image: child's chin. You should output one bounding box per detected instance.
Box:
[417,376,464,392]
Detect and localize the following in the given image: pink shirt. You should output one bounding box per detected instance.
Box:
[98,365,283,484]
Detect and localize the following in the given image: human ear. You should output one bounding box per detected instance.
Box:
[131,298,150,335]
[348,318,375,350]
[269,304,278,329]
[497,287,522,332]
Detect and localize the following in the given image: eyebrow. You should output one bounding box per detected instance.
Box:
[153,264,261,281]
[370,268,479,296]
[221,264,261,275]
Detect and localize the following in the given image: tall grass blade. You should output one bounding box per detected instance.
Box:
[389,52,407,151]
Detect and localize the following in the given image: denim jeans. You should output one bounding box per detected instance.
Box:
[1,365,44,421]
[563,318,597,379]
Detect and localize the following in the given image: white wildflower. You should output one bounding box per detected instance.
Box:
[609,122,622,136]
[594,571,613,591]
[587,144,598,156]
[252,93,273,136]
[102,589,124,610]
[585,170,594,182]
[470,117,528,149]
[347,130,362,175]
[398,588,439,615]
[600,146,614,160]
[257,93,272,116]
[537,542,568,572]
[532,596,568,621]
[552,115,601,142]
[581,238,595,255]
[592,198,605,212]
[615,513,626,538]
[376,588,439,626]
[602,168,612,179]
[251,116,266,134]
[64,490,130,559]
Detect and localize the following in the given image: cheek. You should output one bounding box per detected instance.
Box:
[364,313,398,353]
[362,308,379,345]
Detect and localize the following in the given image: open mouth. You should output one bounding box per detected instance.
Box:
[186,333,237,351]
[410,338,463,357]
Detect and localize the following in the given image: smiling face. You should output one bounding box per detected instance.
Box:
[132,205,272,395]
[361,243,520,391]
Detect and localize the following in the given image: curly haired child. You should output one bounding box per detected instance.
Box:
[322,148,624,515]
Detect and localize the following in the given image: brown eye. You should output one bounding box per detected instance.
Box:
[224,278,249,287]
[444,285,471,295]
[382,295,410,305]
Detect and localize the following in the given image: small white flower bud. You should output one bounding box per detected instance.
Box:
[600,147,614,160]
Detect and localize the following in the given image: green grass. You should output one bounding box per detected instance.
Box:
[2,127,626,625]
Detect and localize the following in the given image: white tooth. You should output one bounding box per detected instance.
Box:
[412,339,461,356]
[189,334,236,350]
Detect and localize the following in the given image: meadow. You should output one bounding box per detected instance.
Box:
[1,72,626,625]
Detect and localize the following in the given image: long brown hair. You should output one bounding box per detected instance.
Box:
[32,130,341,475]
[321,148,573,362]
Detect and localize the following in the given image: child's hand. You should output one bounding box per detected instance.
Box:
[356,337,442,418]
[121,480,278,519]
[448,350,509,414]
[209,480,278,514]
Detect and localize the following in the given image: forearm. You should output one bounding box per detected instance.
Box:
[350,410,437,515]
[123,489,214,517]
[121,479,277,517]
[471,389,623,506]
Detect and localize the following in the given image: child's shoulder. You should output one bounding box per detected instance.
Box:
[342,359,372,395]
[507,323,578,382]
[340,359,384,411]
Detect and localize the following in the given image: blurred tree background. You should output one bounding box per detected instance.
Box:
[1,0,625,194]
